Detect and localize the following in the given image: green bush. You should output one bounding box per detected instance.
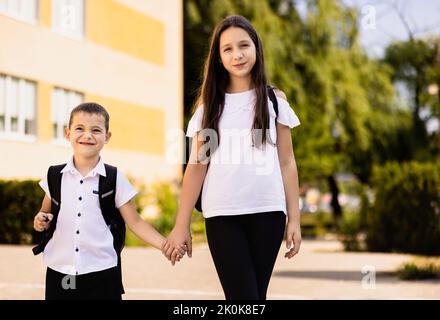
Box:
[0,180,44,244]
[300,211,333,238]
[398,261,440,280]
[338,212,364,251]
[366,161,440,255]
[152,182,206,237]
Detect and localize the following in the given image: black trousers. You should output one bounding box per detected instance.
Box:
[205,211,286,300]
[45,266,122,300]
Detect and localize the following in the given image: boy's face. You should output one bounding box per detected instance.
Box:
[65,112,111,159]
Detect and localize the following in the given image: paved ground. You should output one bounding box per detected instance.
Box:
[0,240,439,300]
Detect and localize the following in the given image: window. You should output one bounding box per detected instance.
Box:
[52,87,83,141]
[0,74,37,140]
[52,0,84,39]
[0,0,38,23]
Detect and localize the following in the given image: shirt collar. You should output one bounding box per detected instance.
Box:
[61,157,107,178]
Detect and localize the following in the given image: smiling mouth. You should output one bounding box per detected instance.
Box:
[79,142,95,146]
[233,62,247,67]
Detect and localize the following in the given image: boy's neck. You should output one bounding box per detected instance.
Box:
[73,155,101,177]
[227,76,253,93]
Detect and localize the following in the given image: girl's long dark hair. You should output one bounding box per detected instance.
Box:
[194,15,270,149]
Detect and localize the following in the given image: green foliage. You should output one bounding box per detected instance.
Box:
[0,180,44,244]
[151,182,206,238]
[124,180,206,247]
[398,261,440,280]
[366,161,440,255]
[338,212,364,251]
[151,183,179,236]
[300,211,333,238]
[384,39,438,158]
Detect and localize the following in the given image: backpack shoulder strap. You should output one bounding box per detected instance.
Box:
[99,164,118,226]
[267,85,279,119]
[32,164,65,256]
[47,164,66,210]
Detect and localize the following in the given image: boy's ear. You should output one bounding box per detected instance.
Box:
[65,127,71,140]
[105,131,112,144]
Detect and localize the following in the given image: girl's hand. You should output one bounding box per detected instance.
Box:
[162,243,187,265]
[162,226,192,266]
[33,212,53,232]
[285,220,301,259]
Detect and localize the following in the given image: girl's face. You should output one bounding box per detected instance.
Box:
[219,27,256,80]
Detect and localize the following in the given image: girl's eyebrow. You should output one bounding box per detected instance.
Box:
[221,39,251,49]
[220,43,232,49]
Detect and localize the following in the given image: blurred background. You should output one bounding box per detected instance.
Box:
[1,0,439,286]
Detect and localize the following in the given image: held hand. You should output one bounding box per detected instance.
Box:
[285,220,301,259]
[168,244,188,265]
[162,226,192,266]
[33,212,53,232]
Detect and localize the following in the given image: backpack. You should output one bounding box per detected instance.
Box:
[32,163,125,293]
[194,85,280,212]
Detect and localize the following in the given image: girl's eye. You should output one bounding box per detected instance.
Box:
[241,44,249,47]
[224,48,231,52]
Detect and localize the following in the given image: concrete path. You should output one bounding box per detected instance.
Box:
[0,240,439,300]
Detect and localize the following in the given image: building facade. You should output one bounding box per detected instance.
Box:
[0,0,183,183]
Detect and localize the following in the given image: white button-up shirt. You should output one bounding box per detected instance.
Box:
[39,158,137,275]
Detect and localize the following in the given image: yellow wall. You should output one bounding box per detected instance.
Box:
[0,0,181,182]
[86,94,165,155]
[39,0,51,28]
[37,81,52,141]
[86,0,165,65]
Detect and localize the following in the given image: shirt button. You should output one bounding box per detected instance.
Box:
[76,230,80,234]
[75,248,79,252]
[78,196,82,201]
[76,272,78,275]
[80,180,83,184]
[78,213,81,217]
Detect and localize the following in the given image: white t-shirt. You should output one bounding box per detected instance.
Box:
[39,157,137,275]
[186,88,300,218]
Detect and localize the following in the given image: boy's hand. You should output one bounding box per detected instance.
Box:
[162,226,193,263]
[33,212,53,232]
[164,244,187,266]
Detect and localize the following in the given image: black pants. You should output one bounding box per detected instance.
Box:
[205,211,286,300]
[45,266,122,300]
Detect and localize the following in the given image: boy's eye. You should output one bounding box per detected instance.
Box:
[93,129,102,133]
[75,127,83,131]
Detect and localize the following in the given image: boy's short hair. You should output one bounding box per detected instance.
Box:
[69,102,110,132]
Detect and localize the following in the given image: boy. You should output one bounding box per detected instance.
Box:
[33,102,185,300]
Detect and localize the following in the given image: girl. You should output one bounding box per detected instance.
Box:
[163,15,301,300]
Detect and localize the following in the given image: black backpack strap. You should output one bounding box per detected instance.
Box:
[267,85,279,119]
[99,164,117,226]
[99,164,125,253]
[99,164,125,294]
[32,164,66,255]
